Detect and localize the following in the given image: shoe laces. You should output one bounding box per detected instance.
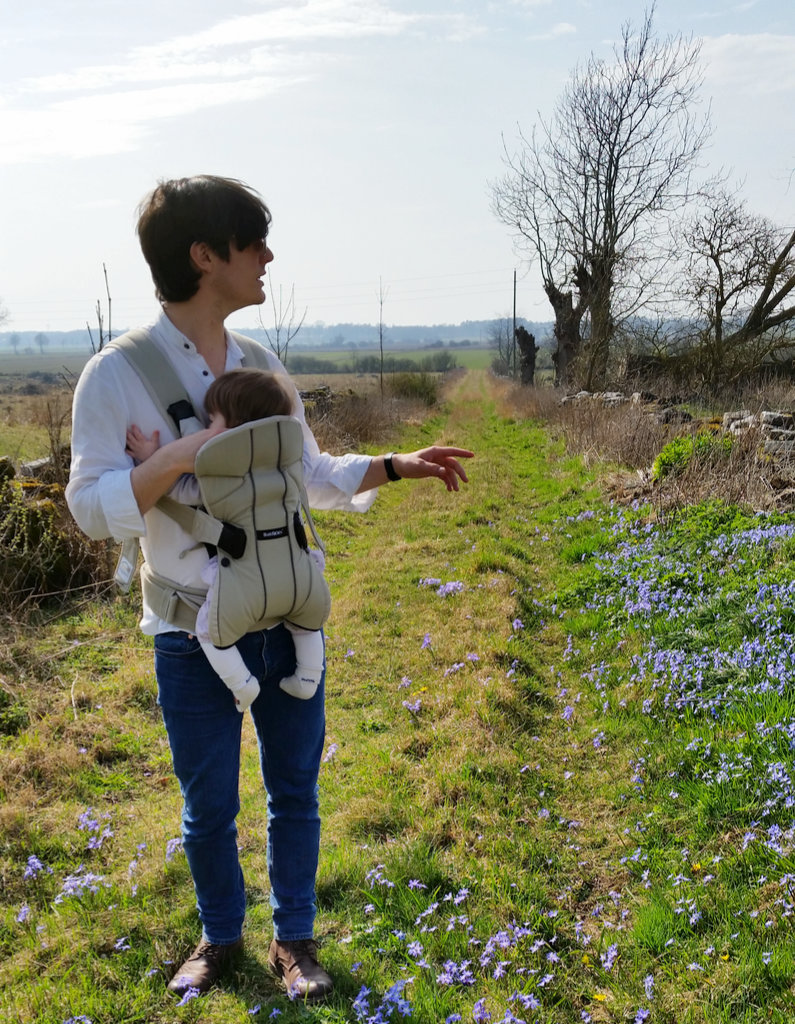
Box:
[190,940,231,964]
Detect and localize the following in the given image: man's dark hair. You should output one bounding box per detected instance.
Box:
[136,176,271,303]
[205,368,293,429]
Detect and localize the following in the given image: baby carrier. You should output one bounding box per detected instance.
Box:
[107,329,330,647]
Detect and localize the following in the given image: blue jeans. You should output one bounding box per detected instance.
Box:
[154,624,325,945]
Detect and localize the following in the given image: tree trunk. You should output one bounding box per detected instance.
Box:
[581,259,612,390]
[514,327,538,385]
[544,281,583,387]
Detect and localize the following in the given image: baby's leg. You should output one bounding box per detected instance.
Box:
[279,626,324,700]
[198,636,260,712]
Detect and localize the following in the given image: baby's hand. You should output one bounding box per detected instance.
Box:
[126,424,161,463]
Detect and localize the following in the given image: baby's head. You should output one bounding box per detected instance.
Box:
[205,368,293,430]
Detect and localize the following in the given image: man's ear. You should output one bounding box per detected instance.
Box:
[189,240,214,274]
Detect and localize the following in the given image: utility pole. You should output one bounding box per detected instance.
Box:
[512,269,517,378]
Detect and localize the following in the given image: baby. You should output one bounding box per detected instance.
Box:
[126,367,326,711]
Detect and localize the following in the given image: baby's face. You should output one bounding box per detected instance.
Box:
[207,411,229,436]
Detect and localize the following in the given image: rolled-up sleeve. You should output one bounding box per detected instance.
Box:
[304,448,376,511]
[65,352,147,542]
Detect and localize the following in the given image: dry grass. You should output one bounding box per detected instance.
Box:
[498,380,793,513]
[304,385,437,454]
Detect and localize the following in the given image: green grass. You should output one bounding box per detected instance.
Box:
[2,370,795,1022]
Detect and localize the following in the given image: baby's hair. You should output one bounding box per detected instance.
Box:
[205,368,293,428]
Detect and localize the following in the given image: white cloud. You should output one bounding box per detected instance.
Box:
[701,33,795,94]
[0,75,302,164]
[3,0,479,164]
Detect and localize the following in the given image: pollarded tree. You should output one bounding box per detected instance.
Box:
[492,4,711,388]
[681,188,795,389]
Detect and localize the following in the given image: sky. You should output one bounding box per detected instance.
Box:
[1,0,793,336]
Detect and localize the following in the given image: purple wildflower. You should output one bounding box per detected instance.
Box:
[24,855,49,879]
[473,998,492,1022]
[165,837,183,863]
[176,985,201,1005]
[601,943,619,972]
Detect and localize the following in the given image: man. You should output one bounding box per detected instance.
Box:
[66,175,473,1001]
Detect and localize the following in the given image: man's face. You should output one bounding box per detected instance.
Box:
[211,237,274,314]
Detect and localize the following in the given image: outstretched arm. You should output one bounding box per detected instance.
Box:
[356,446,474,494]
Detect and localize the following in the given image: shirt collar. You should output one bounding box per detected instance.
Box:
[153,307,244,368]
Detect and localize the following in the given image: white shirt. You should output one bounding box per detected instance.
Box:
[65,309,376,634]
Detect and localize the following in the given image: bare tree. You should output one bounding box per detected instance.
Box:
[87,263,113,353]
[492,4,711,388]
[34,332,50,356]
[8,332,21,354]
[259,280,307,369]
[0,299,9,328]
[488,316,515,377]
[681,188,795,388]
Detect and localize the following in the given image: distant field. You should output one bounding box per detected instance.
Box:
[0,351,92,379]
[0,345,493,378]
[284,346,492,371]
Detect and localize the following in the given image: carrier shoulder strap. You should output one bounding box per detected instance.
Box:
[107,329,203,437]
[228,331,275,371]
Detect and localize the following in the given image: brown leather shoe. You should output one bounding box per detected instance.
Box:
[267,938,333,1001]
[167,937,243,996]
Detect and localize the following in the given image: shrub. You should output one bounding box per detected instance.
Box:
[387,372,438,406]
[652,430,733,481]
[0,478,113,611]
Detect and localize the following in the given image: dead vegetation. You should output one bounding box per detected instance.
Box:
[498,378,795,513]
